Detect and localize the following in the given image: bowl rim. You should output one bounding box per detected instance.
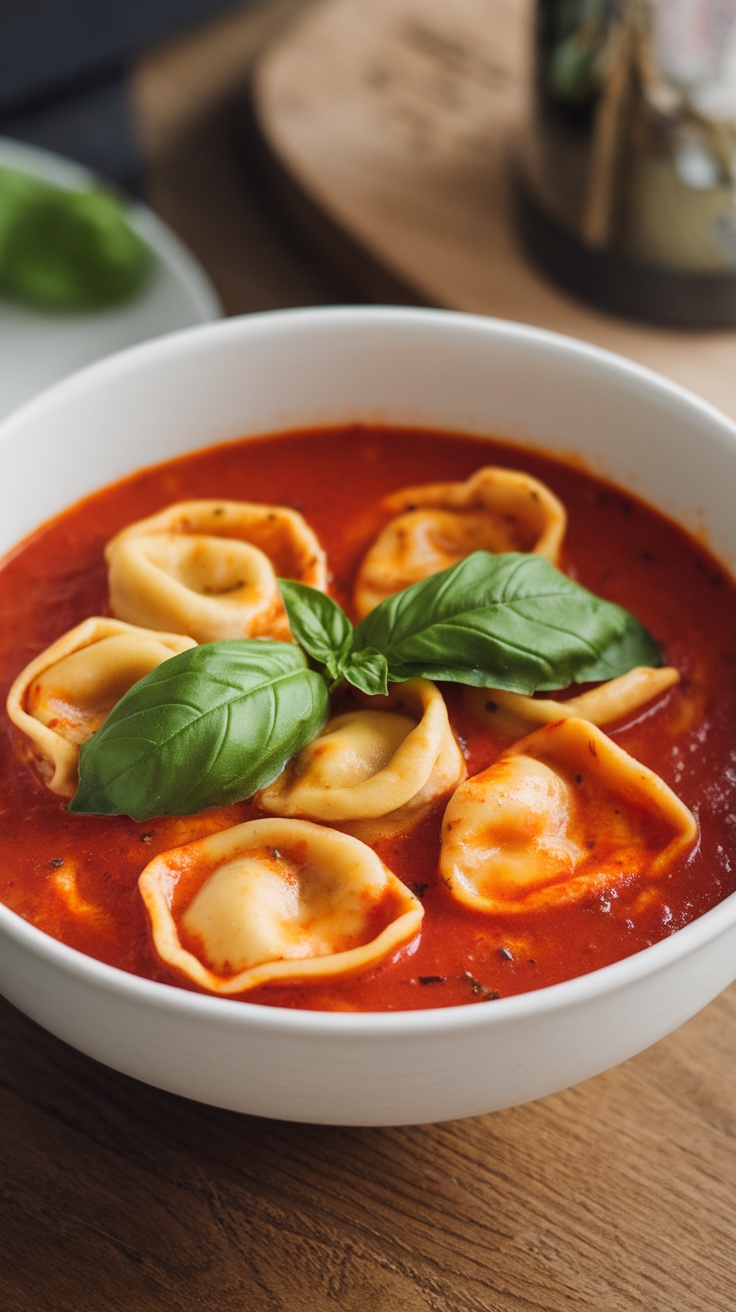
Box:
[2,881,733,1034]
[1,303,735,1036]
[2,302,735,447]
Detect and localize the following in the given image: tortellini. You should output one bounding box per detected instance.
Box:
[257,678,466,836]
[106,499,328,643]
[464,666,681,740]
[354,466,566,617]
[6,617,195,796]
[440,718,697,915]
[138,818,424,994]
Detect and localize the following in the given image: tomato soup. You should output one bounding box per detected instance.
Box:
[1,425,735,1011]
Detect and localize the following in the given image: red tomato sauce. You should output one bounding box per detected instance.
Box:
[1,425,735,1012]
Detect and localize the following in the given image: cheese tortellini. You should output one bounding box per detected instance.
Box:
[440,718,697,914]
[464,666,681,740]
[354,466,566,617]
[138,818,424,993]
[258,678,466,836]
[106,499,328,643]
[6,617,195,796]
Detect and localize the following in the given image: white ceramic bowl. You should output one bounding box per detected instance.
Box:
[1,307,735,1126]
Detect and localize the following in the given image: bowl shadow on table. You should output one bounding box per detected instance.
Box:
[2,991,736,1312]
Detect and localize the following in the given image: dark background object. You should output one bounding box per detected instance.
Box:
[518,0,736,328]
[0,0,243,189]
[513,164,736,330]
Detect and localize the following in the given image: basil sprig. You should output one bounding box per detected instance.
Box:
[278,580,354,683]
[283,552,658,694]
[70,552,660,819]
[279,580,389,695]
[69,641,329,820]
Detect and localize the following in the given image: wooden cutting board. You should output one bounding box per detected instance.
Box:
[250,0,736,419]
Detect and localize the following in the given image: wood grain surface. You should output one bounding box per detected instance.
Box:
[3,985,736,1311]
[2,2,736,1308]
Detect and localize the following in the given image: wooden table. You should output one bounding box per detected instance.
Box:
[3,4,736,1308]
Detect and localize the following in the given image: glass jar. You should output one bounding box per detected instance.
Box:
[514,0,736,325]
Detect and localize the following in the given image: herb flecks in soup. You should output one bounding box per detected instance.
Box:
[1,427,732,1012]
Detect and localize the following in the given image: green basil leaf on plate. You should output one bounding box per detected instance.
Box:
[353,551,660,693]
[69,640,329,820]
[0,167,151,310]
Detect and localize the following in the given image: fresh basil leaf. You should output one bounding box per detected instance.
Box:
[69,640,329,820]
[0,168,151,310]
[278,579,353,681]
[0,166,41,253]
[353,551,660,693]
[341,647,389,697]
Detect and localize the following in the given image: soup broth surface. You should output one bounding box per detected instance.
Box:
[2,425,735,1011]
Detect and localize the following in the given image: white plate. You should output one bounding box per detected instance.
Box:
[0,137,221,421]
